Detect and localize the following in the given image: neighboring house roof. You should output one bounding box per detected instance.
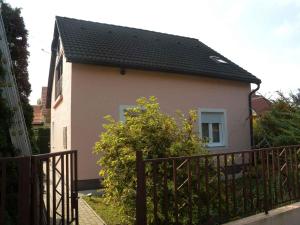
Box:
[251,95,272,116]
[32,105,43,125]
[47,16,261,107]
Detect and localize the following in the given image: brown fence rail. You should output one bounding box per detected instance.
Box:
[0,150,78,225]
[136,145,300,225]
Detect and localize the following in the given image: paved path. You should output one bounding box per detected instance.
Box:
[79,197,106,225]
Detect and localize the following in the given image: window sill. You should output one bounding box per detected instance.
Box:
[53,95,63,109]
[207,144,227,150]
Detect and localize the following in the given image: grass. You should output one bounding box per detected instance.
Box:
[82,195,123,225]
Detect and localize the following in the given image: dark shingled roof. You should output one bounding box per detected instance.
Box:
[54,16,261,84]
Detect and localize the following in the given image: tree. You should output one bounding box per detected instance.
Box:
[94,96,207,224]
[290,89,300,106]
[0,1,34,155]
[254,91,300,148]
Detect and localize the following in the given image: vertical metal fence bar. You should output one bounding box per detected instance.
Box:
[224,154,229,218]
[248,152,254,211]
[196,158,201,223]
[294,147,298,199]
[152,161,158,225]
[0,161,6,225]
[163,161,168,223]
[231,154,236,215]
[295,147,300,199]
[289,148,296,199]
[39,160,43,225]
[187,159,192,225]
[74,151,79,225]
[205,156,209,217]
[46,158,50,225]
[61,155,65,225]
[52,156,56,225]
[173,160,179,225]
[283,148,290,200]
[66,154,70,224]
[254,151,260,210]
[262,150,269,214]
[266,150,272,208]
[242,152,246,214]
[70,152,74,221]
[17,158,31,225]
[217,155,221,220]
[136,151,147,225]
[32,157,39,225]
[278,148,283,203]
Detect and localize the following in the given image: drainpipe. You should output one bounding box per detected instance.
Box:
[248,81,261,148]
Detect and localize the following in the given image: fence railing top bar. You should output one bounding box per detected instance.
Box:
[0,155,30,161]
[32,149,77,159]
[0,150,77,161]
[143,145,300,163]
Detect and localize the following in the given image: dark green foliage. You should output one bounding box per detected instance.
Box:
[33,127,50,154]
[0,50,14,156]
[0,91,14,156]
[254,91,300,148]
[0,1,34,154]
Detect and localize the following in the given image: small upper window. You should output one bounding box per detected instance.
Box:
[57,38,60,54]
[210,56,228,64]
[199,110,227,147]
[55,57,63,99]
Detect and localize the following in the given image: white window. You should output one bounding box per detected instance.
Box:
[199,109,227,147]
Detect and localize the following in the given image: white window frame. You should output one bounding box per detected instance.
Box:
[119,105,137,122]
[198,108,228,148]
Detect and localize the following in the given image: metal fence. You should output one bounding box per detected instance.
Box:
[0,150,78,225]
[136,145,300,225]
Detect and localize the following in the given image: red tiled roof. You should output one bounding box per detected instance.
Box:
[252,95,272,115]
[32,105,43,125]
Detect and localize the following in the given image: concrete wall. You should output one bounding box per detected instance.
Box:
[70,64,252,181]
[224,202,300,225]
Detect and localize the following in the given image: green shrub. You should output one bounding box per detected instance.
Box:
[33,127,50,154]
[254,93,300,148]
[94,96,207,224]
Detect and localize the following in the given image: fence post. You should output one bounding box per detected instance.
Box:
[262,150,269,214]
[136,151,147,225]
[17,157,31,225]
[31,157,40,225]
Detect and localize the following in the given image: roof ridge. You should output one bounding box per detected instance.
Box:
[55,16,199,42]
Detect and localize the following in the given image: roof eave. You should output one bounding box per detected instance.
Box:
[67,57,261,84]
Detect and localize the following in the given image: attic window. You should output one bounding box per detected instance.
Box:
[210,56,228,64]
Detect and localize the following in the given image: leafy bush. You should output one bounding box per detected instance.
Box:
[94,96,207,224]
[33,127,50,154]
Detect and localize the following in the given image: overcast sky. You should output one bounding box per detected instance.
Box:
[8,0,300,104]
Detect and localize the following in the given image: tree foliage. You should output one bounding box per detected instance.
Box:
[0,1,34,155]
[254,90,300,148]
[94,96,207,224]
[0,50,14,156]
